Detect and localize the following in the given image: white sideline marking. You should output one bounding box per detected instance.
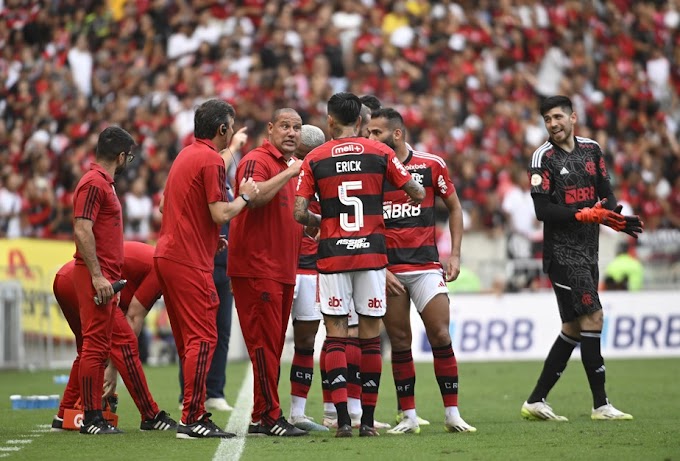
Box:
[0,448,21,452]
[212,366,254,461]
[6,440,32,445]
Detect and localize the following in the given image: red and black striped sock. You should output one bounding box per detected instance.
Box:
[324,337,350,427]
[346,337,362,401]
[360,336,382,427]
[319,341,331,404]
[290,347,314,398]
[392,348,416,411]
[432,343,458,407]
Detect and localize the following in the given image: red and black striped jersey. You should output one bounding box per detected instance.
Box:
[297,197,320,274]
[296,137,412,273]
[384,149,455,273]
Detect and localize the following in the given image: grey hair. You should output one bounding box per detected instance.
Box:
[300,124,326,149]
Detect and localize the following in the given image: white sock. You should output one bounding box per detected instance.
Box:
[324,402,336,414]
[445,406,460,419]
[290,395,306,418]
[403,409,417,420]
[348,397,362,416]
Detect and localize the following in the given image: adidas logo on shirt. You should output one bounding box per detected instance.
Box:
[560,167,569,175]
[363,380,378,388]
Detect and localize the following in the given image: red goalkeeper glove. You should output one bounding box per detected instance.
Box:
[576,200,644,238]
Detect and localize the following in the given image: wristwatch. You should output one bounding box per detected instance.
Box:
[240,193,250,205]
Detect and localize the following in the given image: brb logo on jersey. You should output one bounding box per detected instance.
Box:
[383,201,421,219]
[336,238,370,250]
[332,142,364,157]
[565,185,595,204]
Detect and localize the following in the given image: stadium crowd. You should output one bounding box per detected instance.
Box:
[2,0,680,241]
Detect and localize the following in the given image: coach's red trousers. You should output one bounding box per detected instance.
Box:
[232,277,293,426]
[55,273,160,420]
[155,257,217,425]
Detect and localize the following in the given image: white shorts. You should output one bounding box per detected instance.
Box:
[292,273,322,321]
[393,270,449,313]
[319,269,386,319]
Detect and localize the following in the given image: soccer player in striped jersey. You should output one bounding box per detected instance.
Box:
[367,108,476,435]
[294,92,425,437]
[522,95,641,422]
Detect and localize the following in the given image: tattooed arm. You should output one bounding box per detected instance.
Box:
[294,196,321,227]
[401,178,426,204]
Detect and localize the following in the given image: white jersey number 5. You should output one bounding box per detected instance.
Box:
[338,180,364,232]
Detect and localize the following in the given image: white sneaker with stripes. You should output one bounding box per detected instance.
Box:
[591,401,633,420]
[521,400,568,422]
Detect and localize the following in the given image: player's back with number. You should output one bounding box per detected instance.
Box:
[298,137,411,273]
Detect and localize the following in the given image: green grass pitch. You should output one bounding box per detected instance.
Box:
[1,358,678,461]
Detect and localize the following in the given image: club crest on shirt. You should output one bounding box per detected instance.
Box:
[530,174,542,186]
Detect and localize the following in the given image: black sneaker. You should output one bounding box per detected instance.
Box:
[51,416,64,432]
[176,413,236,439]
[261,417,308,437]
[247,422,268,437]
[335,424,353,438]
[140,410,177,431]
[80,415,123,435]
[359,425,379,437]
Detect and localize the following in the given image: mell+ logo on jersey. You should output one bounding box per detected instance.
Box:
[368,298,383,309]
[565,185,595,204]
[328,296,343,308]
[332,142,364,157]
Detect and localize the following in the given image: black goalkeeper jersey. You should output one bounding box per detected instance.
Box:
[528,136,613,271]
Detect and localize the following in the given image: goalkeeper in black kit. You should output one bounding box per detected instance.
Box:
[521,95,643,422]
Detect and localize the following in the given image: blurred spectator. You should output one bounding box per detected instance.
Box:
[1,0,679,250]
[124,177,153,242]
[0,172,23,238]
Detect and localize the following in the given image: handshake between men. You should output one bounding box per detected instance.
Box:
[575,199,644,238]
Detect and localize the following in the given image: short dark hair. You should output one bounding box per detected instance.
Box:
[359,95,382,112]
[371,107,405,130]
[328,92,362,126]
[540,96,573,116]
[96,126,135,162]
[194,99,235,139]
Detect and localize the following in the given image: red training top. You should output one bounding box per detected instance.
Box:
[73,163,124,280]
[228,139,302,285]
[155,139,228,272]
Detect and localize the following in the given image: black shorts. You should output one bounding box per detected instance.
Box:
[548,262,602,323]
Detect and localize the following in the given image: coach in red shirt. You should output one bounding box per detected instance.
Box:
[71,126,135,435]
[52,241,176,433]
[155,99,257,440]
[228,108,307,437]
